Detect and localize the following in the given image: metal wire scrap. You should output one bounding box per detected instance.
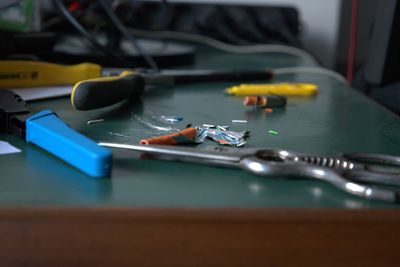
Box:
[195,127,250,147]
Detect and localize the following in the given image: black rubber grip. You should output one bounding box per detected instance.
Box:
[72,74,145,110]
[173,70,274,83]
[266,95,287,108]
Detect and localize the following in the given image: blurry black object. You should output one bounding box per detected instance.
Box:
[369,82,400,114]
[49,0,194,68]
[118,2,302,47]
[0,31,56,56]
[353,0,400,114]
[42,34,195,68]
[364,0,400,86]
[354,70,400,114]
[98,0,158,70]
[42,1,302,67]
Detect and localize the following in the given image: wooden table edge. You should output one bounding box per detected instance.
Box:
[0,207,399,266]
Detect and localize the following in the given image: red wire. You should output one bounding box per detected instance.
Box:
[347,0,359,84]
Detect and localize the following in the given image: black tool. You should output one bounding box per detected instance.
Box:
[71,69,274,110]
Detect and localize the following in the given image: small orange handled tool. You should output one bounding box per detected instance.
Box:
[140,128,198,145]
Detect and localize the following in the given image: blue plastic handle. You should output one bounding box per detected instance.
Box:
[25,109,112,178]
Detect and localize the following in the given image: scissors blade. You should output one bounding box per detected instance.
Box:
[344,153,400,166]
[98,142,255,167]
[100,143,400,203]
[341,153,400,186]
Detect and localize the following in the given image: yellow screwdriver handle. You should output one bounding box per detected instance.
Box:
[226,83,318,96]
[0,60,102,88]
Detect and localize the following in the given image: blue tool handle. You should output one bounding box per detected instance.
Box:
[25,109,112,178]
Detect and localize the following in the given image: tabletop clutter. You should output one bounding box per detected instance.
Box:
[70,72,400,203]
[119,86,299,147]
[0,61,313,149]
[3,60,400,203]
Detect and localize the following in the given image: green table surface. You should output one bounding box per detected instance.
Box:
[1,46,400,209]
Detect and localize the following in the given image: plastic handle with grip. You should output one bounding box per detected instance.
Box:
[71,71,145,110]
[25,109,112,178]
[0,60,102,88]
[226,83,318,96]
[173,69,274,83]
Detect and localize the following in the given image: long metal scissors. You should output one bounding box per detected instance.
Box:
[99,142,400,203]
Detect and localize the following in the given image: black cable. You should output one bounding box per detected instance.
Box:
[54,0,132,66]
[159,0,170,31]
[98,0,159,71]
